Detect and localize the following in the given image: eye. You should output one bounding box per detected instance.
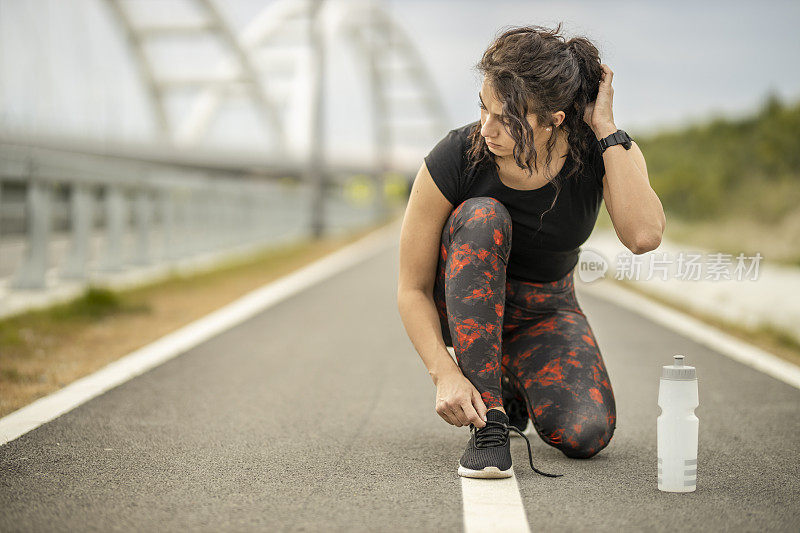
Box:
[479,101,487,111]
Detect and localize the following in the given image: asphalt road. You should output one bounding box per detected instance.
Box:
[1,241,798,532]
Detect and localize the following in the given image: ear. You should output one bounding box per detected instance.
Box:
[552,110,566,127]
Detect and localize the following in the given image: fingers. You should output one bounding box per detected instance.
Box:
[436,402,456,426]
[437,400,482,427]
[452,404,471,427]
[583,102,594,125]
[600,64,613,85]
[458,400,483,429]
[471,388,488,428]
[435,385,491,428]
[437,402,468,427]
[445,406,469,427]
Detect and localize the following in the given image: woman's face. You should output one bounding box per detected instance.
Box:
[479,78,562,159]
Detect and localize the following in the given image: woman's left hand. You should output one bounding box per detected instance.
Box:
[583,64,617,137]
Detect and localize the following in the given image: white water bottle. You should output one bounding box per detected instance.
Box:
[657,354,698,493]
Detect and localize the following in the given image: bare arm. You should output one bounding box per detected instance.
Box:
[397,161,459,383]
[586,65,665,254]
[397,161,487,427]
[599,137,666,254]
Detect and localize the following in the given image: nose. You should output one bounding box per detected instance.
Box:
[481,115,500,139]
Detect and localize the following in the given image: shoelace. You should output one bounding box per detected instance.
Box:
[473,420,508,448]
[470,419,563,478]
[498,365,566,478]
[506,422,564,478]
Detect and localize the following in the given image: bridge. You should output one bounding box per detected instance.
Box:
[0,0,445,310]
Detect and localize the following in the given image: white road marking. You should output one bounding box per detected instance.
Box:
[578,278,800,390]
[461,472,531,533]
[0,220,401,446]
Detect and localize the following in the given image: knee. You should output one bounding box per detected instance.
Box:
[457,197,511,223]
[560,417,616,459]
[538,412,616,459]
[452,197,512,249]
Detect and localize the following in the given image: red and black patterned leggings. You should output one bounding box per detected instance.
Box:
[433,196,616,459]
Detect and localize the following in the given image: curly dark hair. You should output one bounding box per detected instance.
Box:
[465,23,604,233]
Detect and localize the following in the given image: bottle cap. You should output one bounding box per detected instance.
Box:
[661,354,697,381]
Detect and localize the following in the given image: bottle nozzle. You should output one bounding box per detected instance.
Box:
[662,354,695,380]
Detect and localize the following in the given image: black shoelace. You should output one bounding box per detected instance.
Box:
[471,419,564,478]
[498,365,567,478]
[473,420,509,448]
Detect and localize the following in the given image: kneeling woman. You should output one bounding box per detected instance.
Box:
[397,24,665,478]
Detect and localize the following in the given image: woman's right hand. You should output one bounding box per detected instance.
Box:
[434,370,488,428]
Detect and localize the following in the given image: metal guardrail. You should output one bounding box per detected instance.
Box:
[0,140,396,300]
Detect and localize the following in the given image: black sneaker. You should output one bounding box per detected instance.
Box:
[457,409,565,479]
[458,409,514,478]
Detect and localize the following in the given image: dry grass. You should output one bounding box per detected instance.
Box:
[0,217,399,418]
[614,278,800,369]
[663,210,800,267]
[596,205,800,367]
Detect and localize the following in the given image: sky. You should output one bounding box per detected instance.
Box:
[1,0,799,166]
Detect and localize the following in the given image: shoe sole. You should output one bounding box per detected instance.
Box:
[509,419,534,438]
[458,464,514,479]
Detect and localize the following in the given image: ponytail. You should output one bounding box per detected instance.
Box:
[565,37,603,125]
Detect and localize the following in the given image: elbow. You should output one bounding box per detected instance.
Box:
[629,230,662,255]
[397,286,408,310]
[397,285,430,308]
[623,200,666,255]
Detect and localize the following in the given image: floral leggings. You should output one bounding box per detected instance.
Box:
[433,196,616,459]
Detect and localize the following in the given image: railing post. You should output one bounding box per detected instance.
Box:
[202,187,215,252]
[10,175,51,290]
[0,179,3,244]
[307,0,326,240]
[244,189,256,244]
[189,187,203,255]
[160,187,178,261]
[177,188,192,258]
[98,186,127,272]
[61,183,94,280]
[131,187,152,266]
[220,184,233,248]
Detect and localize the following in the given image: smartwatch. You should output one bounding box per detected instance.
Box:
[597,129,633,153]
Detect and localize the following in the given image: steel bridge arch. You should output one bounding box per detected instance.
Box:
[103,0,448,158]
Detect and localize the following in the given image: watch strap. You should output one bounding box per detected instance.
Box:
[598,129,632,152]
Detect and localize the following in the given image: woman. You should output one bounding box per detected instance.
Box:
[397,24,665,479]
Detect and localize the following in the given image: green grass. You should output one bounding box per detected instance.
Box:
[633,91,800,224]
[44,286,151,321]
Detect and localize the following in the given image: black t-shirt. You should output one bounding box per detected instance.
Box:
[424,120,605,282]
